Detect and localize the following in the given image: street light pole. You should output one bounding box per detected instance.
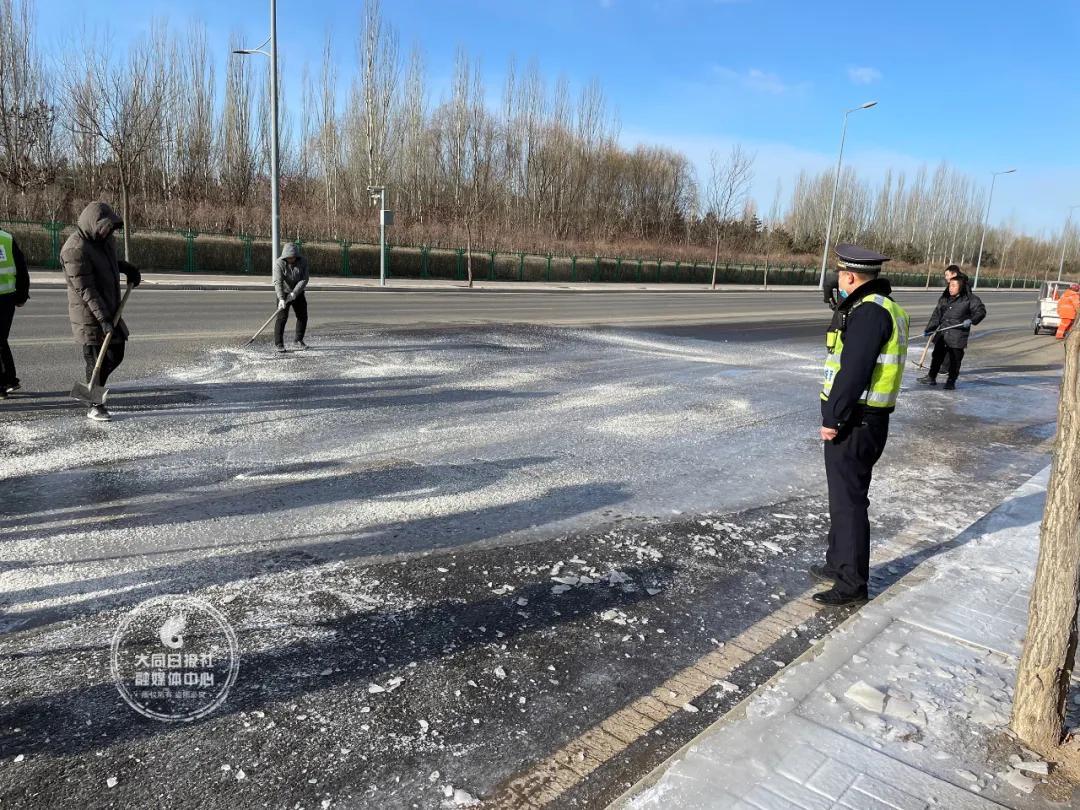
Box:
[269,0,280,263]
[232,0,281,267]
[972,168,1015,290]
[368,186,387,286]
[1057,205,1080,282]
[818,101,877,289]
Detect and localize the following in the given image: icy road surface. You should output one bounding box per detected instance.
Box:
[0,322,1063,808]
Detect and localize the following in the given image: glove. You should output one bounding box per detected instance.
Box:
[962,319,972,328]
[277,299,287,311]
[100,321,113,336]
[125,267,142,287]
[286,292,296,303]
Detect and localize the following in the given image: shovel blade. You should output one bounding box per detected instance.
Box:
[71,381,108,405]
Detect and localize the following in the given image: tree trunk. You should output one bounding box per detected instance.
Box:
[1011,330,1080,751]
[120,170,132,262]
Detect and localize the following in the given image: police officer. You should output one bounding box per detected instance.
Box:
[0,227,30,400]
[812,244,910,606]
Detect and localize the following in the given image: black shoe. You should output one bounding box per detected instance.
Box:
[87,404,111,422]
[5,379,19,393]
[809,564,838,583]
[275,345,287,354]
[0,388,7,400]
[294,340,309,350]
[943,380,956,390]
[916,375,937,386]
[812,587,867,607]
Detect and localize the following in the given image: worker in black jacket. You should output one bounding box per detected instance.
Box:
[0,228,30,400]
[917,271,986,390]
[813,244,910,607]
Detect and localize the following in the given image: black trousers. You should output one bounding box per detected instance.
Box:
[83,340,126,386]
[274,294,308,346]
[928,339,964,382]
[824,413,890,597]
[0,296,15,386]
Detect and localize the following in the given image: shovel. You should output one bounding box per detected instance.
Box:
[244,306,282,347]
[912,322,968,369]
[71,284,133,405]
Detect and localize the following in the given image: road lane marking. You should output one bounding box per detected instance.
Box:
[482,593,822,809]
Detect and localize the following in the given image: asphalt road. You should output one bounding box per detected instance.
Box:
[0,285,1062,809]
[5,287,1040,401]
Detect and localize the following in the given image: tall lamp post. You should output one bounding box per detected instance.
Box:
[972,168,1015,289]
[368,186,392,287]
[233,0,281,266]
[818,101,878,289]
[1057,204,1080,282]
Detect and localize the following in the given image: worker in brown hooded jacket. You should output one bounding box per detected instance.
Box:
[61,201,141,421]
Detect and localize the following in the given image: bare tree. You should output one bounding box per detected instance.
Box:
[0,0,58,216]
[706,145,754,288]
[63,31,168,259]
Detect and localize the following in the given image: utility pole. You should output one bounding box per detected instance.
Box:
[233,0,281,265]
[972,168,1015,289]
[368,186,392,286]
[1057,205,1080,282]
[818,101,877,289]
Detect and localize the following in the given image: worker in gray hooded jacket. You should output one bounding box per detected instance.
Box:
[272,242,310,352]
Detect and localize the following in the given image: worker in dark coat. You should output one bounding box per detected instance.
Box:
[61,201,142,421]
[917,272,986,390]
[812,244,910,607]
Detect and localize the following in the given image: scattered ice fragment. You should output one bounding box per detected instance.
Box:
[13,755,24,763]
[955,770,978,783]
[106,777,118,788]
[236,769,246,781]
[452,788,479,806]
[551,585,571,595]
[419,720,430,734]
[320,667,334,676]
[1016,761,1049,775]
[1001,770,1035,793]
[772,514,796,520]
[552,575,579,586]
[682,703,699,713]
[386,676,404,691]
[368,683,386,694]
[516,597,528,607]
[716,680,738,693]
[760,541,782,553]
[844,681,887,714]
[494,667,507,680]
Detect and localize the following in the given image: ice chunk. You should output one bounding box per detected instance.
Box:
[845,681,887,714]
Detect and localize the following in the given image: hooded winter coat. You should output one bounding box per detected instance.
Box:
[272,243,310,302]
[925,279,987,349]
[61,202,138,345]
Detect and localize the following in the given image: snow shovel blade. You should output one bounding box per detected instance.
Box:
[70,380,108,405]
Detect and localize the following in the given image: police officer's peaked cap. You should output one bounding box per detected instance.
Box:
[835,243,890,273]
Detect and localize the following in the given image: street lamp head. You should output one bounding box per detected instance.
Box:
[232,49,254,55]
[999,168,1017,175]
[860,101,878,109]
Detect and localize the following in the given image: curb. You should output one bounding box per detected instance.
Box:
[608,465,1051,809]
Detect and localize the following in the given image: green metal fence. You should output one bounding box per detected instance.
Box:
[0,218,1041,289]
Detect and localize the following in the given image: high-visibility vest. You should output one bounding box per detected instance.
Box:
[821,294,910,409]
[0,230,15,296]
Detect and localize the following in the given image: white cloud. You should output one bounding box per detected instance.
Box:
[848,66,882,85]
[712,66,806,96]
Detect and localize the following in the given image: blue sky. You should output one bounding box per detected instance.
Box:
[37,0,1080,234]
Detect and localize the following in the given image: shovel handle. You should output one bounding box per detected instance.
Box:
[89,284,133,388]
[245,307,281,346]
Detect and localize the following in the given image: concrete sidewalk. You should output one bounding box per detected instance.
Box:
[619,467,1079,809]
[28,269,1034,294]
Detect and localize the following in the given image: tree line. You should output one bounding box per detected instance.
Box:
[0,0,1073,278]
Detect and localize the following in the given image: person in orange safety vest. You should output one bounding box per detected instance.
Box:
[1056,284,1080,340]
